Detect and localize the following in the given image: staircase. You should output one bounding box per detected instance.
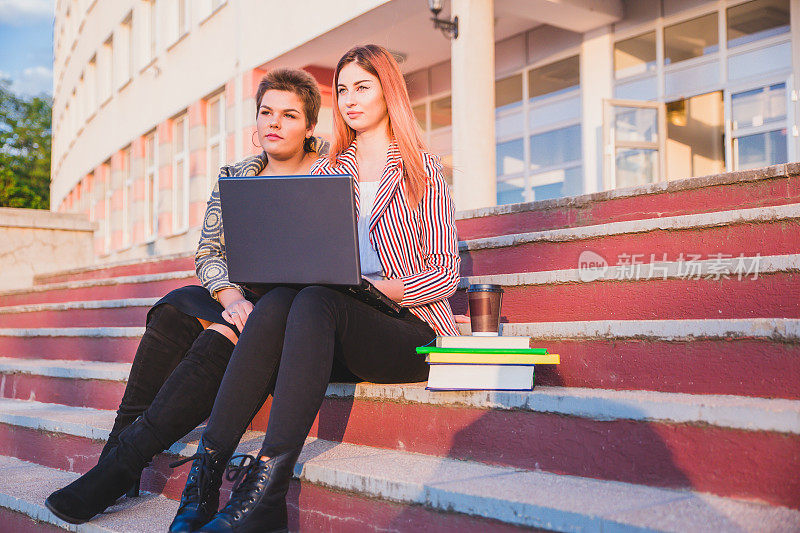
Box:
[0,163,798,532]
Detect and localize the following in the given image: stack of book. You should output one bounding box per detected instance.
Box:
[417,335,559,391]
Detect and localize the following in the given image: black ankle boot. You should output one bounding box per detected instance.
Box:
[198,446,302,533]
[169,438,232,533]
[44,420,159,524]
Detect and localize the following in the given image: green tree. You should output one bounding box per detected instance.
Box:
[0,79,52,209]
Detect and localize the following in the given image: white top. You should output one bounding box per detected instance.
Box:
[357,180,385,279]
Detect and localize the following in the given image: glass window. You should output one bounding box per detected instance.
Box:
[412,104,426,130]
[495,73,522,111]
[615,107,658,143]
[731,83,786,130]
[664,13,719,65]
[615,75,658,100]
[496,139,524,177]
[531,181,563,202]
[175,117,185,152]
[734,129,787,170]
[209,99,220,133]
[615,148,658,187]
[430,96,451,129]
[497,177,525,205]
[728,40,791,80]
[529,95,581,129]
[529,125,582,170]
[727,0,790,48]
[528,55,579,100]
[614,32,656,79]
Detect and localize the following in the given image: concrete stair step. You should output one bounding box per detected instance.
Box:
[0,298,156,328]
[0,358,128,408]
[3,254,795,329]
[459,203,800,277]
[4,206,798,309]
[1,318,797,399]
[0,272,197,308]
[1,437,799,532]
[452,255,800,322]
[33,253,194,286]
[1,378,798,508]
[456,163,800,240]
[0,327,143,363]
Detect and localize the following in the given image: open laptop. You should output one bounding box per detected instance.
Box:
[218,174,404,317]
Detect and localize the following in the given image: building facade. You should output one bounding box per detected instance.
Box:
[52,0,800,263]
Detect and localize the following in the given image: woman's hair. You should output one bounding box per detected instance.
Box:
[330,44,428,207]
[255,68,322,152]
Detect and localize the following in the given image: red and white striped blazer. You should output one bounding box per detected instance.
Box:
[310,141,460,336]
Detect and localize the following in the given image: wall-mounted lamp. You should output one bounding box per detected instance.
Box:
[428,0,458,39]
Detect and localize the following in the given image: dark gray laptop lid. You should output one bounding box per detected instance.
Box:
[219,174,362,286]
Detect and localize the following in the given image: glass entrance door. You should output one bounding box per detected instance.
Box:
[603,99,666,190]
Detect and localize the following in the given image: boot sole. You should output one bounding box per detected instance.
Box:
[44,496,94,525]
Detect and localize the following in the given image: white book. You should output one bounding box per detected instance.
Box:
[436,336,531,349]
[426,364,535,391]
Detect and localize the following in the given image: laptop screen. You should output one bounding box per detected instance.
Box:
[219,174,363,286]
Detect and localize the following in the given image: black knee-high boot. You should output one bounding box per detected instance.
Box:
[45,330,235,524]
[101,303,204,458]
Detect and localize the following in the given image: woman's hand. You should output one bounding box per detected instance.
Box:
[454,314,470,323]
[367,277,405,303]
[217,288,254,331]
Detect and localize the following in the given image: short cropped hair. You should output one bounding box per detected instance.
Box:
[254,68,322,129]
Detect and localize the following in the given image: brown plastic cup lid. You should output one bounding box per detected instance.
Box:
[467,284,503,293]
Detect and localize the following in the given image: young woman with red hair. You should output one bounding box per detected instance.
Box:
[169,44,460,533]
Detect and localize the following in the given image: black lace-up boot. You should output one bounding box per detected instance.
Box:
[198,445,303,533]
[168,438,233,533]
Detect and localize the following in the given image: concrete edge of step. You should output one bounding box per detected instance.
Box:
[0,298,160,315]
[32,252,195,286]
[457,253,800,289]
[0,327,146,337]
[1,367,798,433]
[2,318,798,342]
[0,455,176,532]
[1,440,799,533]
[0,271,197,298]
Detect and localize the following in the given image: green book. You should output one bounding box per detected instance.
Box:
[416,347,549,355]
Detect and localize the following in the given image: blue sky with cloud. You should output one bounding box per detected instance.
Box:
[0,0,55,97]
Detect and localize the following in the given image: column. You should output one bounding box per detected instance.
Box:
[580,25,614,194]
[791,0,800,161]
[451,0,496,211]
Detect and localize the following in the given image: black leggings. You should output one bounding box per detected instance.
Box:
[202,285,436,454]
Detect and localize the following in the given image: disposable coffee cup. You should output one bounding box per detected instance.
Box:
[467,284,503,336]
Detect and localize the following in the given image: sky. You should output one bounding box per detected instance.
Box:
[0,0,55,97]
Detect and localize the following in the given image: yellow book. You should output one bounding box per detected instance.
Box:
[425,353,560,365]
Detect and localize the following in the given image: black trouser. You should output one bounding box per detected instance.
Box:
[203,285,436,455]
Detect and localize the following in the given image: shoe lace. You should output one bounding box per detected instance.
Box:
[224,453,258,493]
[220,454,269,519]
[170,452,213,508]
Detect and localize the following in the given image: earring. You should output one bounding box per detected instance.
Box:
[251,131,260,148]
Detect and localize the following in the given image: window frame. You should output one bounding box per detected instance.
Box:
[144,130,159,242]
[206,91,226,194]
[172,114,190,234]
